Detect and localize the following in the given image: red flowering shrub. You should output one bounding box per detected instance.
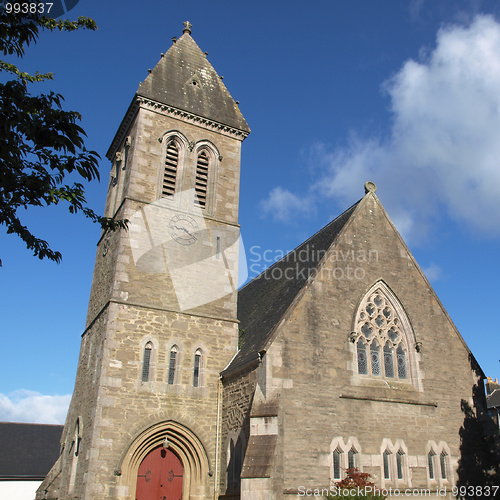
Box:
[325,468,385,500]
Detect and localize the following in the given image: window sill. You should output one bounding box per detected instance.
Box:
[339,393,438,407]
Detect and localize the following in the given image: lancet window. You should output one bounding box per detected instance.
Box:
[193,348,202,387]
[330,437,361,482]
[440,452,448,480]
[380,440,408,486]
[162,140,179,197]
[142,342,153,382]
[195,150,209,208]
[426,442,451,485]
[168,345,178,385]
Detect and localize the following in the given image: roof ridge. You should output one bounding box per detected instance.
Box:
[0,421,64,427]
[226,198,362,376]
[239,198,361,292]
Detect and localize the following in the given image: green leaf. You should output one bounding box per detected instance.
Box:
[0,7,125,265]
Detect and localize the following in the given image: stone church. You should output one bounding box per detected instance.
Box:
[37,22,493,500]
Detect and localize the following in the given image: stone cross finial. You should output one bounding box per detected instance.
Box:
[183,21,192,34]
[364,181,377,194]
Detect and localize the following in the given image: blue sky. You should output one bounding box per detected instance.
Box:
[1,0,500,423]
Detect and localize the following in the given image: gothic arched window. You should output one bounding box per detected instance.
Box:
[162,140,179,197]
[168,345,178,385]
[330,437,361,482]
[195,151,209,208]
[383,450,391,480]
[333,448,341,480]
[380,440,409,487]
[142,342,153,382]
[396,449,405,480]
[440,452,448,480]
[354,282,414,383]
[348,447,357,470]
[426,442,452,486]
[193,348,202,387]
[428,451,436,479]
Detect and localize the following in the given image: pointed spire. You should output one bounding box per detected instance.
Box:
[136,26,250,133]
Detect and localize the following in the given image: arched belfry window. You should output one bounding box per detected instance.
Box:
[354,282,414,383]
[163,140,179,197]
[193,142,218,213]
[195,151,209,208]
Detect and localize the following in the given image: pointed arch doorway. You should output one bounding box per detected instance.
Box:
[118,420,211,500]
[136,446,183,500]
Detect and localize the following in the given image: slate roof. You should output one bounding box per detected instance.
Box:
[0,422,63,479]
[488,389,500,409]
[137,32,250,133]
[224,200,360,376]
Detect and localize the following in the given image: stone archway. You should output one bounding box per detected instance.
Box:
[117,420,211,500]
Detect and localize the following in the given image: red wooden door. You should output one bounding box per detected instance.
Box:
[136,446,183,500]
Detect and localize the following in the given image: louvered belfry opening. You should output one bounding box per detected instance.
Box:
[163,140,178,197]
[195,151,209,208]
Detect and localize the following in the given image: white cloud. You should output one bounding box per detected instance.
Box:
[422,263,442,282]
[260,186,314,223]
[263,15,500,241]
[0,390,70,425]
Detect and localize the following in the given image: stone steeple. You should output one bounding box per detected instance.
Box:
[37,22,249,500]
[137,26,250,133]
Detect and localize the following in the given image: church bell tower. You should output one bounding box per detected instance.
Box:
[37,21,250,500]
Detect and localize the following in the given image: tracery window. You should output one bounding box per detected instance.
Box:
[354,282,413,382]
[384,342,394,377]
[397,344,407,379]
[357,339,368,374]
